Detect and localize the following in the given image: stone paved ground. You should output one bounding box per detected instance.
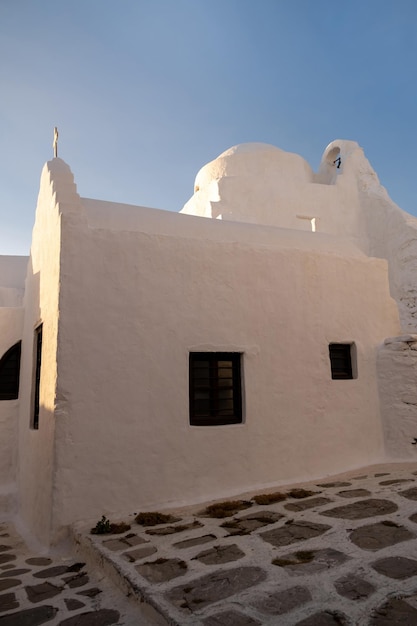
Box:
[0,522,156,625]
[72,462,417,625]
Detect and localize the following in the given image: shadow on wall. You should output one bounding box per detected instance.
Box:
[16,265,57,545]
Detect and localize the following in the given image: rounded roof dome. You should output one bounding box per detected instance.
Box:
[217,142,284,158]
[194,142,312,191]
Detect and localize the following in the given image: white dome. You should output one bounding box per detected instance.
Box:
[217,142,284,158]
[193,142,313,193]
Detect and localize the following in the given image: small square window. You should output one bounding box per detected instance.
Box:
[329,343,355,380]
[189,352,242,426]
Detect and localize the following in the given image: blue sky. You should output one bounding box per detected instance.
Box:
[1,0,417,255]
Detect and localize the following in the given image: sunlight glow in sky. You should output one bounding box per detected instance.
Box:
[1,0,417,254]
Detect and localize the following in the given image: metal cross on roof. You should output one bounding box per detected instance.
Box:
[53,127,59,158]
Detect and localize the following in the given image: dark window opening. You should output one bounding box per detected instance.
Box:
[32,325,43,429]
[329,343,354,380]
[0,341,21,400]
[189,352,242,426]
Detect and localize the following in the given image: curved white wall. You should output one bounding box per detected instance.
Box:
[181,141,363,242]
[0,256,27,516]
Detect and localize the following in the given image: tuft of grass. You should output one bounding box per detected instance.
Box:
[253,492,287,505]
[202,500,252,518]
[135,512,179,526]
[91,515,111,535]
[287,488,318,499]
[91,515,131,535]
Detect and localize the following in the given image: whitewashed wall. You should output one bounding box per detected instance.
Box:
[0,256,27,516]
[181,140,417,476]
[16,143,412,545]
[44,196,400,542]
[181,142,363,243]
[378,336,417,459]
[16,159,77,545]
[180,139,417,335]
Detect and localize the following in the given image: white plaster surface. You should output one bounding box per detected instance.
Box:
[360,188,417,332]
[378,337,417,459]
[0,257,26,515]
[9,140,417,547]
[181,141,363,243]
[181,139,417,333]
[0,308,23,491]
[16,158,80,545]
[47,193,400,542]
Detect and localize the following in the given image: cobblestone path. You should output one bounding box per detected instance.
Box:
[75,463,417,625]
[0,523,154,625]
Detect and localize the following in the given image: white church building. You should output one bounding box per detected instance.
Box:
[1,139,417,546]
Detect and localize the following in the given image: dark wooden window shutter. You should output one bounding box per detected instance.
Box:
[329,343,353,379]
[189,352,242,426]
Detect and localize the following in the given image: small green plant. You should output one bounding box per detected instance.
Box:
[91,515,111,535]
[90,515,131,535]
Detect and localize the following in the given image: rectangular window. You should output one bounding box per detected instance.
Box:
[32,324,43,429]
[189,352,242,426]
[329,343,356,379]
